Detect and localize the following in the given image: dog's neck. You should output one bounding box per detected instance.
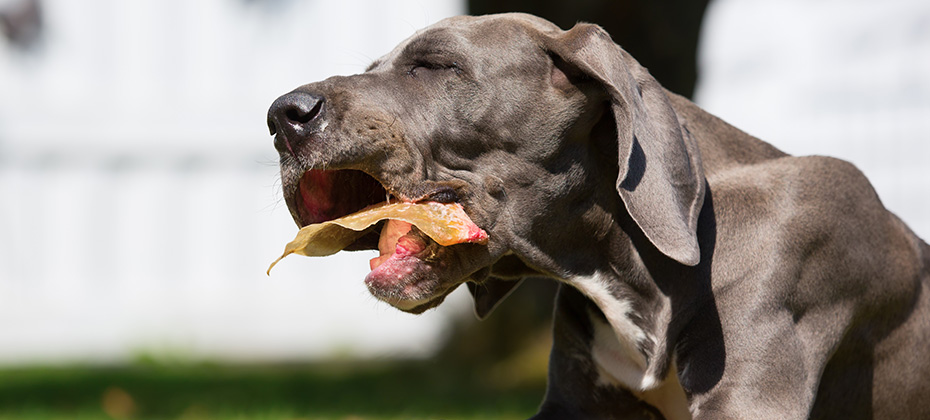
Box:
[542,193,716,419]
[554,269,693,420]
[566,271,660,388]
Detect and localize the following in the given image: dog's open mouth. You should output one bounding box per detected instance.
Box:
[271,169,488,311]
[292,169,388,229]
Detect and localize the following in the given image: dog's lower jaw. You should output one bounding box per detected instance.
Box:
[364,249,455,313]
[364,266,439,312]
[364,280,450,314]
[375,294,436,313]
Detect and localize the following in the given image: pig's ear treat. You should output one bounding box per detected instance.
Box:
[267,201,488,274]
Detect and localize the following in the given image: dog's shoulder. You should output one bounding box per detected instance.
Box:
[666,90,896,236]
[670,92,924,309]
[665,90,786,175]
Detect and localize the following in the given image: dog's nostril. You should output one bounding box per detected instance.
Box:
[285,97,323,124]
[268,91,325,131]
[285,109,302,123]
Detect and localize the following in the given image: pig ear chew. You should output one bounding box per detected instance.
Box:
[267,201,488,274]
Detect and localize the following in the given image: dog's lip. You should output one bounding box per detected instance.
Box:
[362,212,489,312]
[364,222,442,310]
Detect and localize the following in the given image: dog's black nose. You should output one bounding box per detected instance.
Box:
[267,91,325,139]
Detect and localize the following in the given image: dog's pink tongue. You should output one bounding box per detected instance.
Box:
[369,220,427,270]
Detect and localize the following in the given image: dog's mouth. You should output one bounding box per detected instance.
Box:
[284,168,487,313]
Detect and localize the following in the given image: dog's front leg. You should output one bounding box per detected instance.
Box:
[531,285,668,420]
[533,349,667,420]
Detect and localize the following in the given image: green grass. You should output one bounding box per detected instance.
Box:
[0,360,546,420]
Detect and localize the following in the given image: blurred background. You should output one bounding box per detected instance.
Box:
[0,0,927,419]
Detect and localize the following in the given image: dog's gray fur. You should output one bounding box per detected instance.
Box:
[267,13,930,419]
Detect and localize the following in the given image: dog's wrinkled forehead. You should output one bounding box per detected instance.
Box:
[367,13,562,72]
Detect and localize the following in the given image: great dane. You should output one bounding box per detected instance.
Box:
[266,13,930,419]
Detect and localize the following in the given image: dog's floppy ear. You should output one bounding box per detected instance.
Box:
[543,23,705,266]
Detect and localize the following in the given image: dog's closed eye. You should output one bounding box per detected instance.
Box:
[424,186,459,204]
[407,60,462,77]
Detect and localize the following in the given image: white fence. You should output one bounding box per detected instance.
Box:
[696,0,930,239]
[0,0,468,365]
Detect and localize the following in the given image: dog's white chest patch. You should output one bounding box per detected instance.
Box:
[571,273,652,389]
[572,274,693,420]
[589,312,649,388]
[571,274,655,390]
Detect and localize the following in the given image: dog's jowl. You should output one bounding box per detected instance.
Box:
[267,13,930,420]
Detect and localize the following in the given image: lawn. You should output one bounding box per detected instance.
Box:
[0,360,546,420]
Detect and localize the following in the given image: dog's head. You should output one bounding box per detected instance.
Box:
[267,13,704,316]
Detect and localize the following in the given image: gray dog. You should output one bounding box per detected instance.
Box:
[266,13,930,420]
